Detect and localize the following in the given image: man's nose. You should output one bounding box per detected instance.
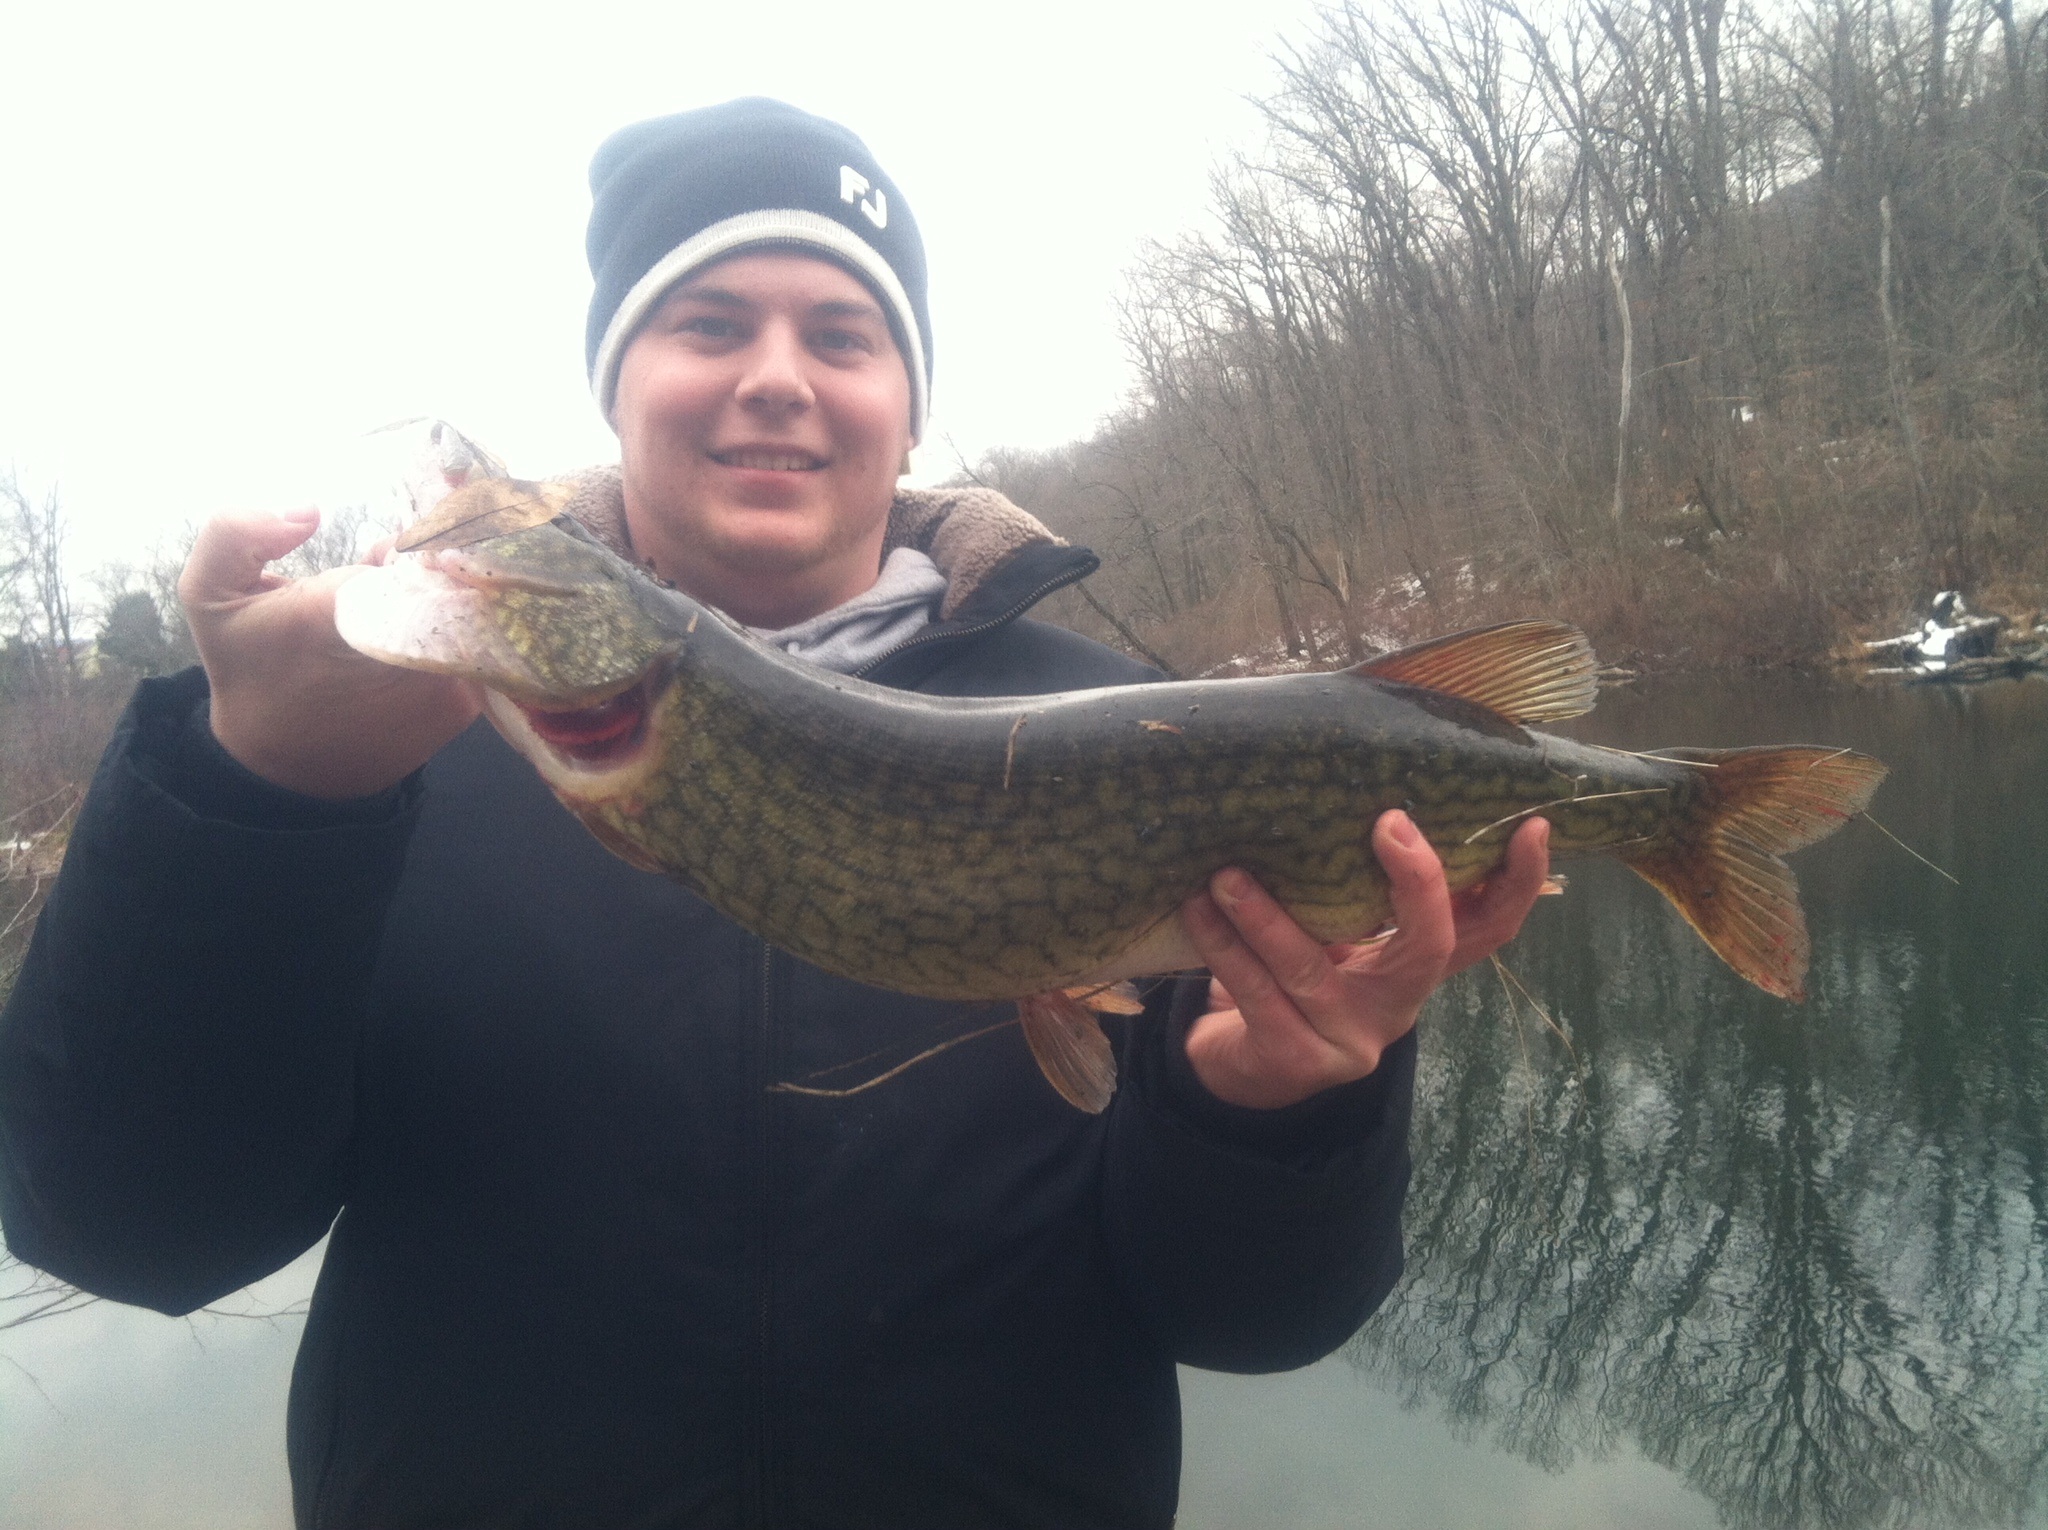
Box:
[734,321,815,415]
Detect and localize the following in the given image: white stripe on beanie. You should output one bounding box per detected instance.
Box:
[590,209,930,441]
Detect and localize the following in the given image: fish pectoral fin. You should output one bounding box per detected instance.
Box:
[1062,980,1147,1016]
[1354,620,1599,724]
[576,811,671,877]
[1019,992,1120,1114]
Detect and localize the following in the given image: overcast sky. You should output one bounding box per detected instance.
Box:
[1,0,1332,587]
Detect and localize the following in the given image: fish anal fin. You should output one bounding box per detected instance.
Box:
[1355,620,1599,724]
[1623,745,1888,1001]
[1062,980,1146,1016]
[1019,991,1119,1113]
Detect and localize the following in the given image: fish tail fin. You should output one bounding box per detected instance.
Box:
[1621,746,1887,1001]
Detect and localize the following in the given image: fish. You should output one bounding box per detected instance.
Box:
[334,482,1888,1112]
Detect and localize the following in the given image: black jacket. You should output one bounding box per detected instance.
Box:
[0,544,1417,1530]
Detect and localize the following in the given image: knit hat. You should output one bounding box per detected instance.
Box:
[585,98,931,438]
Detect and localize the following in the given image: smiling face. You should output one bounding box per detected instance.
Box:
[611,250,915,629]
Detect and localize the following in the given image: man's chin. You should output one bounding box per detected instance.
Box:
[623,481,890,611]
[679,532,886,627]
[704,523,840,577]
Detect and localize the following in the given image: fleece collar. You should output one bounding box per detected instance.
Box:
[557,466,1072,622]
[748,546,948,674]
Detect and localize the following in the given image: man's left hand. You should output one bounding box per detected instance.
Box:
[1181,812,1551,1110]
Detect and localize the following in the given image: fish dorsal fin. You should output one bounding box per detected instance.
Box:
[1353,620,1599,724]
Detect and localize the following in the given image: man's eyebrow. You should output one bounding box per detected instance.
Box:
[810,298,885,321]
[664,284,750,309]
[657,289,882,321]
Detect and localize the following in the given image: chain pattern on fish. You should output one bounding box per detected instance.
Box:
[336,496,1887,1107]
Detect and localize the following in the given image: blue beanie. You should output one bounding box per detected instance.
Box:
[585,98,931,437]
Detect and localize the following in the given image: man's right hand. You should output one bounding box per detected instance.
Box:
[181,510,481,801]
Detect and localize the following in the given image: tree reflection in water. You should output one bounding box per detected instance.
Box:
[1350,676,2048,1530]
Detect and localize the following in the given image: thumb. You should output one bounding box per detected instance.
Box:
[180,509,320,606]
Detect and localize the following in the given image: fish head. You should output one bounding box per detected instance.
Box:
[336,510,699,782]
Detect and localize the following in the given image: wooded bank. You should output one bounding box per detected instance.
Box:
[981,0,2048,679]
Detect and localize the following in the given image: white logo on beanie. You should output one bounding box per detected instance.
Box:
[838,166,888,230]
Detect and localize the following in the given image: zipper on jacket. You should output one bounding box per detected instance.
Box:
[850,560,1095,682]
[733,552,1086,1524]
[745,937,775,1529]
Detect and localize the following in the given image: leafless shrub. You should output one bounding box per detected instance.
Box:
[1014,0,2048,675]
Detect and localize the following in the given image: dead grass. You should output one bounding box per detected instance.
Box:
[0,679,134,1005]
[1058,423,2047,679]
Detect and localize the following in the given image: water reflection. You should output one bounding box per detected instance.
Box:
[1354,675,2048,1530]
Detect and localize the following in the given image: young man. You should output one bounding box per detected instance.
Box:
[0,100,1547,1527]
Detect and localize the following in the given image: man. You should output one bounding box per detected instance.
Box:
[0,100,1547,1527]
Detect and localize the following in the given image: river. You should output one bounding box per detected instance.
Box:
[4,675,2044,1528]
[1182,671,2048,1530]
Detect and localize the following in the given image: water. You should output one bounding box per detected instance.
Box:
[4,676,2043,1528]
[1183,672,2048,1530]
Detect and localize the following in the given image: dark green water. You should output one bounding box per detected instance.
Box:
[1348,673,2048,1530]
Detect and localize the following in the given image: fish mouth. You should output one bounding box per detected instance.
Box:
[420,544,592,597]
[513,670,663,768]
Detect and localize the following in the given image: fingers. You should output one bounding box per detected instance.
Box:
[1443,817,1550,975]
[1181,836,1435,1109]
[1179,812,1550,1110]
[170,507,482,800]
[1187,809,1459,1034]
[1371,810,1458,981]
[180,509,320,607]
[1182,879,1318,1040]
[1181,885,1352,1107]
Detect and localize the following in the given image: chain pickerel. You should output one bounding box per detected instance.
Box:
[335,483,1887,1112]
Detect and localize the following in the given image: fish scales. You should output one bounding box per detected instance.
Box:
[334,496,1887,1114]
[551,624,1703,1001]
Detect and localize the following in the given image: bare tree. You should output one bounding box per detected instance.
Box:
[984,0,2046,679]
[277,501,374,579]
[0,471,79,696]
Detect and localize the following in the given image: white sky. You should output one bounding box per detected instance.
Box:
[1,0,1324,586]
